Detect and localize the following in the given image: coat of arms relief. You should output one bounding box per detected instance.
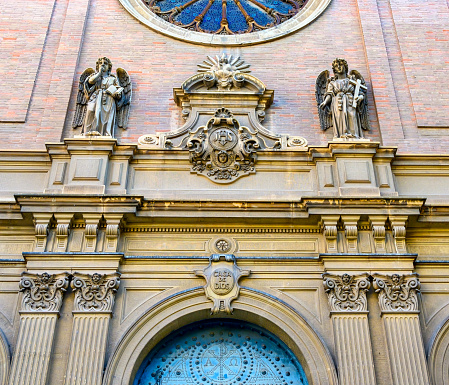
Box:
[138,54,307,183]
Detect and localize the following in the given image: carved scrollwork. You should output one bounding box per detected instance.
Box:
[20,272,70,312]
[373,273,420,312]
[71,272,121,312]
[186,108,280,183]
[323,273,370,312]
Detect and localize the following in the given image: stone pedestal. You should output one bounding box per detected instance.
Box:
[8,272,69,385]
[63,272,120,385]
[373,273,430,385]
[323,273,376,385]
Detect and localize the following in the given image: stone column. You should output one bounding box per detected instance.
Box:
[323,273,376,385]
[373,273,430,385]
[8,272,70,385]
[64,272,120,385]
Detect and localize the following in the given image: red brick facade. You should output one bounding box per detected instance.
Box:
[1,0,448,152]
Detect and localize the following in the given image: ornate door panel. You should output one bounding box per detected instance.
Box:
[134,319,309,385]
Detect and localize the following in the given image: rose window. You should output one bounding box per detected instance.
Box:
[142,0,309,34]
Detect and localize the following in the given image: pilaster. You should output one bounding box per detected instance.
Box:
[64,272,120,385]
[8,272,69,385]
[323,273,376,385]
[373,273,430,385]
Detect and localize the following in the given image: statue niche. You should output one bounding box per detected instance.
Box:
[316,58,369,139]
[72,57,132,137]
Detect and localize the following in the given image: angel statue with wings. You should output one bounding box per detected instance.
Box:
[316,58,369,139]
[72,57,132,137]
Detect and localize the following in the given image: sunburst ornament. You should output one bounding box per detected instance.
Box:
[198,54,251,91]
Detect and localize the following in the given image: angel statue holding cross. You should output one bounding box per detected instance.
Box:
[316,58,369,139]
[72,57,132,137]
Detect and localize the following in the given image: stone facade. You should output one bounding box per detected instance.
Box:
[0,0,449,385]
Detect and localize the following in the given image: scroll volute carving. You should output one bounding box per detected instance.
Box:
[20,272,70,312]
[373,273,420,312]
[323,273,370,312]
[71,272,121,312]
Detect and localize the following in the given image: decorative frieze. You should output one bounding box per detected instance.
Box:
[373,273,420,313]
[20,272,70,312]
[71,272,121,312]
[195,255,250,314]
[371,216,387,253]
[321,216,340,252]
[323,273,370,312]
[55,223,70,252]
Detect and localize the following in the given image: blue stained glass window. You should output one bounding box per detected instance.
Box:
[257,0,293,14]
[200,0,223,32]
[240,0,274,27]
[175,0,211,25]
[226,0,248,33]
[144,0,308,34]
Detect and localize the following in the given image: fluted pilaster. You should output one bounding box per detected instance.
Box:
[8,314,58,385]
[64,314,111,385]
[8,272,69,385]
[323,273,376,385]
[373,273,430,385]
[64,272,120,385]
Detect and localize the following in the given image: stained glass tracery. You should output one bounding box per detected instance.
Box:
[143,0,308,34]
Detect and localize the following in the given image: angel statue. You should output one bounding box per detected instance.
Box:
[316,58,369,139]
[72,57,132,137]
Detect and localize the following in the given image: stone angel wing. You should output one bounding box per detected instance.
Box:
[116,68,132,129]
[315,70,332,131]
[72,68,95,128]
[349,69,370,131]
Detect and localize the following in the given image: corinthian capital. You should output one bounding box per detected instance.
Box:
[71,272,121,312]
[323,273,370,312]
[20,272,70,312]
[373,273,420,312]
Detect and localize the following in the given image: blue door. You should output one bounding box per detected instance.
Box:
[134,319,309,385]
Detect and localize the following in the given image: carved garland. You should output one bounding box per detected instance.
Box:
[72,272,121,312]
[323,273,370,312]
[20,272,70,312]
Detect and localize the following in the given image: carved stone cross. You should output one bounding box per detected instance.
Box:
[349,78,367,108]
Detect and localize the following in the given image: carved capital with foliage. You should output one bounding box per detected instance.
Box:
[373,273,420,313]
[20,272,70,312]
[71,272,121,312]
[323,273,370,312]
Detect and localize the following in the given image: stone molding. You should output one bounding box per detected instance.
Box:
[71,272,121,312]
[118,0,332,46]
[20,272,70,312]
[373,273,420,313]
[323,273,370,312]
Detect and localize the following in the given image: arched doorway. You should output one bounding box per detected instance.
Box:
[133,319,309,385]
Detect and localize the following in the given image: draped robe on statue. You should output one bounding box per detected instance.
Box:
[325,77,362,138]
[83,74,122,136]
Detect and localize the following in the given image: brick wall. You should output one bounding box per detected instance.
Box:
[0,0,448,153]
